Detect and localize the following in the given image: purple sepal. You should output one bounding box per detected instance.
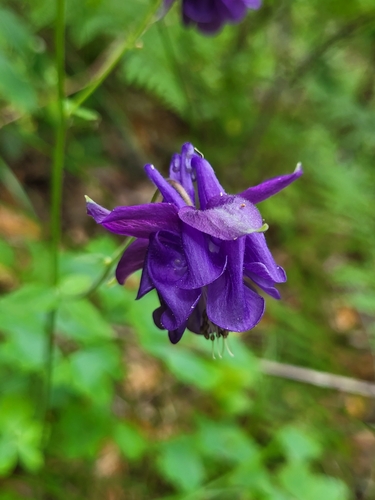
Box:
[101,203,180,238]
[115,238,148,285]
[86,197,110,223]
[239,163,303,204]
[206,239,265,331]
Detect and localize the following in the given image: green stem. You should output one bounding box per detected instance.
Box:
[43,0,66,436]
[80,238,135,299]
[69,0,162,115]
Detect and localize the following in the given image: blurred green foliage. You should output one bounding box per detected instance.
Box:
[0,0,375,498]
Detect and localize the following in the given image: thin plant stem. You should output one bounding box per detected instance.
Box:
[80,238,134,299]
[42,0,66,438]
[69,0,162,115]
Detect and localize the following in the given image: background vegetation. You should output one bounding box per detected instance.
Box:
[0,0,375,498]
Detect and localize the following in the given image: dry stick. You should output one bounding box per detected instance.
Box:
[260,359,375,398]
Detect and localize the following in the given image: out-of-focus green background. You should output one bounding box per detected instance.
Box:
[0,0,375,498]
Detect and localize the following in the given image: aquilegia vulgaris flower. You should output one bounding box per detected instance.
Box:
[164,0,262,33]
[86,143,302,345]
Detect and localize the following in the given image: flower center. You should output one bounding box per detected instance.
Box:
[201,309,229,341]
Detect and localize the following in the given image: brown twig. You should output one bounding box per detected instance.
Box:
[260,359,375,398]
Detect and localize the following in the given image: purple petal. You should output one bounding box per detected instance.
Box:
[101,203,180,238]
[243,0,261,8]
[146,232,201,330]
[153,305,165,330]
[191,156,225,209]
[179,195,264,240]
[144,164,186,208]
[206,239,265,331]
[220,0,247,21]
[136,253,154,299]
[239,163,303,204]
[244,234,286,283]
[147,229,225,290]
[160,287,201,331]
[183,0,216,23]
[246,274,281,300]
[168,325,186,344]
[116,238,148,285]
[169,143,196,205]
[86,197,110,223]
[186,296,205,334]
[180,223,227,288]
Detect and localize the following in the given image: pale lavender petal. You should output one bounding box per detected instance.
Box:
[101,203,179,238]
[191,156,225,209]
[179,195,263,240]
[116,238,148,285]
[206,239,265,331]
[239,163,303,204]
[244,234,286,283]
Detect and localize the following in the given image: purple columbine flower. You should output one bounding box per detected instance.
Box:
[164,0,261,33]
[86,143,302,345]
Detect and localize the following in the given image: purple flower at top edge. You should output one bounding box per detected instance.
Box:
[86,143,302,345]
[164,0,261,34]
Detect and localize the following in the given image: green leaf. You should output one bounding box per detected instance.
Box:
[0,238,14,268]
[278,463,349,500]
[64,99,101,121]
[59,273,93,297]
[0,437,17,476]
[114,422,147,461]
[0,156,36,216]
[57,299,115,343]
[196,419,259,464]
[157,436,206,492]
[0,53,37,112]
[51,403,111,460]
[0,396,43,474]
[0,284,58,370]
[68,345,121,403]
[163,349,221,390]
[277,426,322,462]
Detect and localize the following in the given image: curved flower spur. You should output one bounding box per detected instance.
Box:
[86,143,302,347]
